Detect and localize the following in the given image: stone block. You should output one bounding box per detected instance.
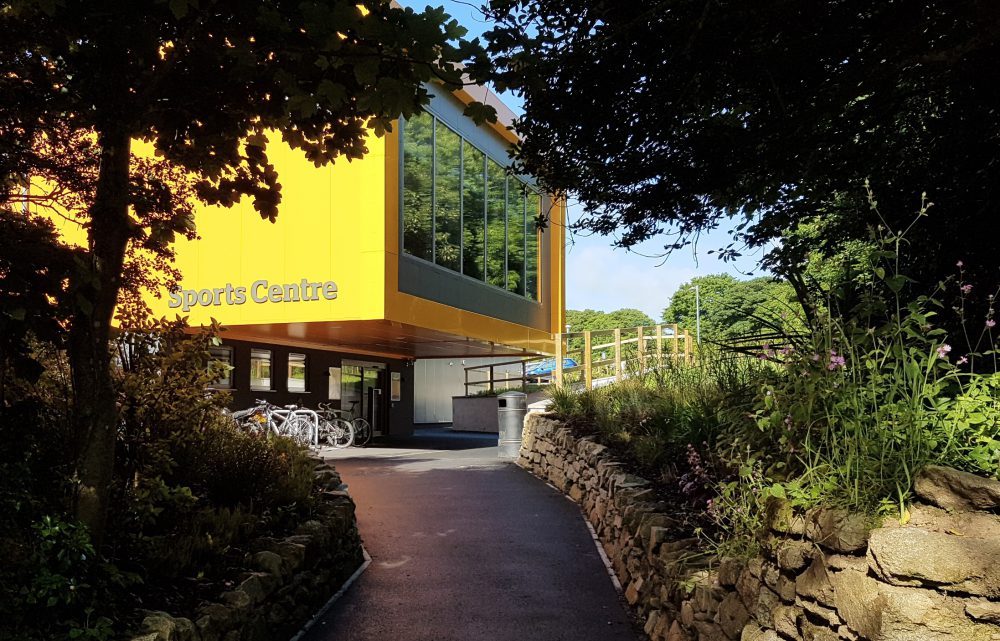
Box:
[800,619,839,641]
[740,621,780,641]
[914,465,1000,512]
[877,582,1000,641]
[966,599,1000,624]
[717,592,750,640]
[772,604,801,639]
[868,527,1000,597]
[796,557,835,605]
[766,499,805,535]
[667,620,692,641]
[252,550,284,577]
[776,539,815,572]
[717,557,745,588]
[829,568,885,639]
[805,508,871,553]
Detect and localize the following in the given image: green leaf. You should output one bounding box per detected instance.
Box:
[768,484,787,499]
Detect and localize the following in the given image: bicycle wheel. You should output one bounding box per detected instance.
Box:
[321,419,354,449]
[351,417,372,446]
[283,414,316,447]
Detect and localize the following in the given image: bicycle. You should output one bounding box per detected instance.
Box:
[231,400,319,447]
[315,403,355,448]
[317,401,371,447]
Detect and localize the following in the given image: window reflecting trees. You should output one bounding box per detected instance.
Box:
[402,112,433,262]
[402,111,542,300]
[462,142,486,280]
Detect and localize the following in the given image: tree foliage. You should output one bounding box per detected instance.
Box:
[484,0,1000,296]
[565,307,655,333]
[662,275,803,343]
[0,0,487,541]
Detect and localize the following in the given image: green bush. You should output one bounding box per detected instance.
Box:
[1,319,322,639]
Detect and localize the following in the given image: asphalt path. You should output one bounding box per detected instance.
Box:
[300,427,640,641]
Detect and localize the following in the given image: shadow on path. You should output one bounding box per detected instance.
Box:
[302,428,640,641]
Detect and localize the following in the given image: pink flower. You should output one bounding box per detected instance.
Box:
[962,284,973,294]
[828,354,846,370]
[987,319,996,328]
[937,344,952,358]
[957,356,969,365]
[957,260,964,268]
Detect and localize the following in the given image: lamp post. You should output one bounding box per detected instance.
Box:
[695,285,702,345]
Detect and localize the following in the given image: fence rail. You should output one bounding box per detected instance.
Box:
[461,323,694,395]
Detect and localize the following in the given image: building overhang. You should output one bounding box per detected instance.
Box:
[215,319,546,360]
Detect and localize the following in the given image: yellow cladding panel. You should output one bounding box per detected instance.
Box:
[147,132,387,325]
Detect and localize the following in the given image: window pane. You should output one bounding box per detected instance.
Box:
[525,190,541,300]
[250,348,272,390]
[208,346,233,388]
[288,353,307,392]
[486,158,507,288]
[435,123,462,272]
[506,179,525,295]
[462,142,486,280]
[402,112,434,261]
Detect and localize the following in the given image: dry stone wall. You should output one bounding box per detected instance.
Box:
[128,458,364,641]
[518,412,1000,641]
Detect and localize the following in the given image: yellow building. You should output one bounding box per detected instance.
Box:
[144,82,565,436]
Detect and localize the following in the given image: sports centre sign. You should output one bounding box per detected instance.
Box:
[168,279,338,312]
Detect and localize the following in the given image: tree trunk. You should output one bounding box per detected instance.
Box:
[71,127,132,545]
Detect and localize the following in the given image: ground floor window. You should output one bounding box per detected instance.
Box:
[288,352,307,392]
[250,348,272,391]
[208,346,233,388]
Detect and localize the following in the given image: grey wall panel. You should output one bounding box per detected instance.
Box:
[399,254,546,328]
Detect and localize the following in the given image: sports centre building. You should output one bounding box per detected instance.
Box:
[144,83,566,437]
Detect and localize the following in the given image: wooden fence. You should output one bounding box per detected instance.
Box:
[554,324,693,390]
[461,323,694,395]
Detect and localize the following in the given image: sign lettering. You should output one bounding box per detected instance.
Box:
[168,279,338,312]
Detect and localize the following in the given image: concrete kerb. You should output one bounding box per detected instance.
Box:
[288,546,373,641]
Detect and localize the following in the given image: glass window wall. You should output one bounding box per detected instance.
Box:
[506,179,525,295]
[462,142,486,281]
[401,110,543,300]
[525,190,541,300]
[402,112,434,262]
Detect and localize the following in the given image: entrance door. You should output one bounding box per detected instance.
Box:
[342,361,387,437]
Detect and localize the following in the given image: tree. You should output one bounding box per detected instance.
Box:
[484,0,1000,298]
[565,307,655,333]
[662,275,803,343]
[0,0,488,543]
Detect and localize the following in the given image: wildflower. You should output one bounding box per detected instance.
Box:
[784,415,793,427]
[988,319,996,328]
[811,353,821,361]
[957,260,964,268]
[957,356,969,365]
[828,354,846,370]
[961,284,973,294]
[779,346,793,357]
[937,344,952,358]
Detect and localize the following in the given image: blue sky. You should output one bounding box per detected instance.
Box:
[397,0,768,320]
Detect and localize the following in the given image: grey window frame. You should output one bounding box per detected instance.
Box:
[250,348,273,392]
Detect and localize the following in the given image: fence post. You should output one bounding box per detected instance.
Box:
[672,324,679,361]
[555,333,564,388]
[637,326,646,373]
[584,330,593,390]
[489,365,495,394]
[656,324,664,367]
[521,359,527,391]
[614,328,622,382]
[684,331,692,363]
[464,366,469,396]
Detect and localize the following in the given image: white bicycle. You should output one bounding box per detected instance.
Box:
[231,400,319,447]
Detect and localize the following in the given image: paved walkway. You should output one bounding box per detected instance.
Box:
[301,427,640,641]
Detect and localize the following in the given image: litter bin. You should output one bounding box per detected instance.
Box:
[497,391,528,461]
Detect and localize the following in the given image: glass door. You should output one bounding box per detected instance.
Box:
[342,361,387,437]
